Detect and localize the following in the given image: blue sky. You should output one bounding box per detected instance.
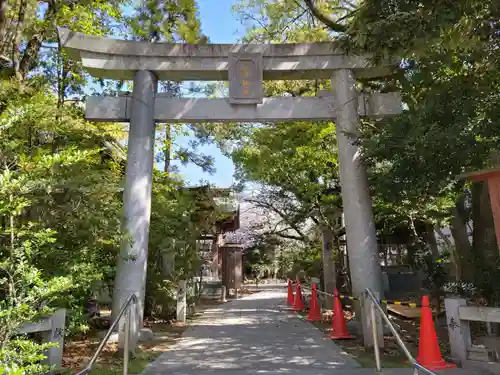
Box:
[166,0,244,188]
[90,0,246,188]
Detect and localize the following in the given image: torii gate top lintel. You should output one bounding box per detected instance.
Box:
[57,28,396,81]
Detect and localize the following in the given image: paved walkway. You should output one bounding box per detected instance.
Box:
[140,285,477,375]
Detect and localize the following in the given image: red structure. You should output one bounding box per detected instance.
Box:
[458,168,500,247]
[221,243,243,290]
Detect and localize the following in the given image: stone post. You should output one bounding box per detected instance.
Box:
[19,309,66,371]
[42,309,66,371]
[211,234,220,279]
[331,69,384,347]
[177,280,187,323]
[444,298,470,366]
[112,70,157,349]
[221,285,227,302]
[361,291,384,348]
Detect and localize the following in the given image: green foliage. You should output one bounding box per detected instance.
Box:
[0,77,126,371]
[289,243,323,281]
[0,210,70,375]
[230,0,500,297]
[0,339,57,375]
[146,175,220,319]
[234,0,346,43]
[243,235,281,278]
[0,0,220,373]
[228,120,344,279]
[351,0,500,294]
[1,80,124,320]
[128,0,205,43]
[349,0,496,59]
[226,2,350,280]
[4,0,500,373]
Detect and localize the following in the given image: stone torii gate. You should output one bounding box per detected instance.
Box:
[58,28,402,348]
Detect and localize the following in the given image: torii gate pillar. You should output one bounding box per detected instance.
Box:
[332,69,384,347]
[112,70,157,347]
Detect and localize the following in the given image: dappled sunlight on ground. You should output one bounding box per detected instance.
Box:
[140,287,360,375]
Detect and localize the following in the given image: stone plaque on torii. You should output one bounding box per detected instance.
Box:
[58,27,402,349]
[228,52,263,104]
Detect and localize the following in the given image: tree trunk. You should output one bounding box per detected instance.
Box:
[163,124,171,173]
[473,181,498,265]
[160,124,172,277]
[321,227,336,309]
[0,0,11,62]
[19,0,56,80]
[435,226,459,280]
[0,0,8,49]
[11,0,27,80]
[425,222,440,259]
[450,195,474,281]
[340,241,352,293]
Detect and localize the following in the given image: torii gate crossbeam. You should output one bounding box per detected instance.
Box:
[86,94,402,123]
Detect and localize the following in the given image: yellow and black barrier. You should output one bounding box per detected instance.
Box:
[380,299,420,308]
[340,295,421,308]
[338,294,359,302]
[302,283,421,308]
[306,286,421,308]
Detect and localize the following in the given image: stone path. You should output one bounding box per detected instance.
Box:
[139,285,478,375]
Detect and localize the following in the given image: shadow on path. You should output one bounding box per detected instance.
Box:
[140,289,360,375]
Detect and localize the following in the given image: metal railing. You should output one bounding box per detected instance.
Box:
[76,294,138,375]
[299,284,438,374]
[364,288,438,375]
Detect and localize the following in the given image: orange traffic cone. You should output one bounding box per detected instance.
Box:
[292,282,305,311]
[287,279,294,305]
[416,296,456,370]
[329,288,352,339]
[307,284,321,321]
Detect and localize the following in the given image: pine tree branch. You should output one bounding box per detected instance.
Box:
[302,0,347,33]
